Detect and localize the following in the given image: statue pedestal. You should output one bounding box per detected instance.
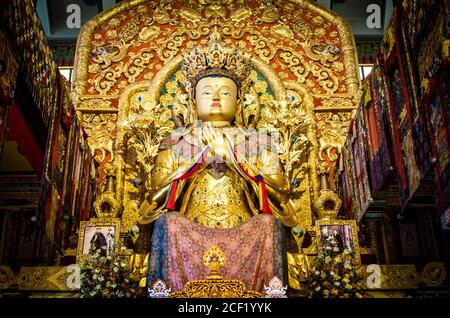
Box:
[170,278,261,298]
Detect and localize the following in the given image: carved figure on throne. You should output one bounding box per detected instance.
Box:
[137,33,305,292]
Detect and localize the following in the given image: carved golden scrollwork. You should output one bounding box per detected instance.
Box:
[315,111,352,163]
[78,98,113,111]
[0,266,16,290]
[88,47,158,95]
[319,96,357,110]
[283,80,319,209]
[420,262,446,287]
[115,83,176,230]
[73,0,360,102]
[257,96,311,188]
[170,279,262,298]
[18,267,76,291]
[78,112,117,163]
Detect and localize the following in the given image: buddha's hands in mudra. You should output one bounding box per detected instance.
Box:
[202,123,232,163]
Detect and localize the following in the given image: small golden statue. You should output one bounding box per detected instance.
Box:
[204,245,225,280]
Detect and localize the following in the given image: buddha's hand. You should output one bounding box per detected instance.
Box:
[140,200,158,216]
[138,200,161,224]
[202,123,231,162]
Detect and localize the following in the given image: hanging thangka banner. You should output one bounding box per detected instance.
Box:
[67,120,95,227]
[387,65,421,205]
[39,73,84,249]
[382,14,422,207]
[420,5,450,215]
[392,59,421,201]
[55,115,80,247]
[426,81,448,166]
[352,110,372,220]
[396,11,435,180]
[438,65,450,213]
[2,0,58,128]
[381,22,410,206]
[366,69,393,193]
[401,0,445,56]
[396,14,420,120]
[0,30,19,158]
[338,137,357,219]
[338,107,373,220]
[337,111,372,220]
[40,74,68,244]
[423,74,450,214]
[76,134,94,225]
[40,75,94,249]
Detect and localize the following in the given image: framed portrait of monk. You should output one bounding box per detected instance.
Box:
[76,218,121,263]
[315,219,361,264]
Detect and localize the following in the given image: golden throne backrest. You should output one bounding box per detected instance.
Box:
[73,0,361,231]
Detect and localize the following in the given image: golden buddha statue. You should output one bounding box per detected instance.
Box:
[138,35,298,229]
[137,33,302,292]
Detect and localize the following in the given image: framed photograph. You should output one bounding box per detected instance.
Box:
[315,219,361,264]
[76,218,121,263]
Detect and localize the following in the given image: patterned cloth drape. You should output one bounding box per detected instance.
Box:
[148,212,286,292]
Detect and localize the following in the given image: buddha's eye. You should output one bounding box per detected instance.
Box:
[202,91,212,96]
[221,91,231,96]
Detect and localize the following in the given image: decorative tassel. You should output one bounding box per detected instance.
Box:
[165,180,179,210]
[259,181,271,214]
[236,163,271,214]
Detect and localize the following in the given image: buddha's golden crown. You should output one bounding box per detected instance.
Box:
[181,31,252,94]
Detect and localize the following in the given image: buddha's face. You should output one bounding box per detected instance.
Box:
[195,76,238,123]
